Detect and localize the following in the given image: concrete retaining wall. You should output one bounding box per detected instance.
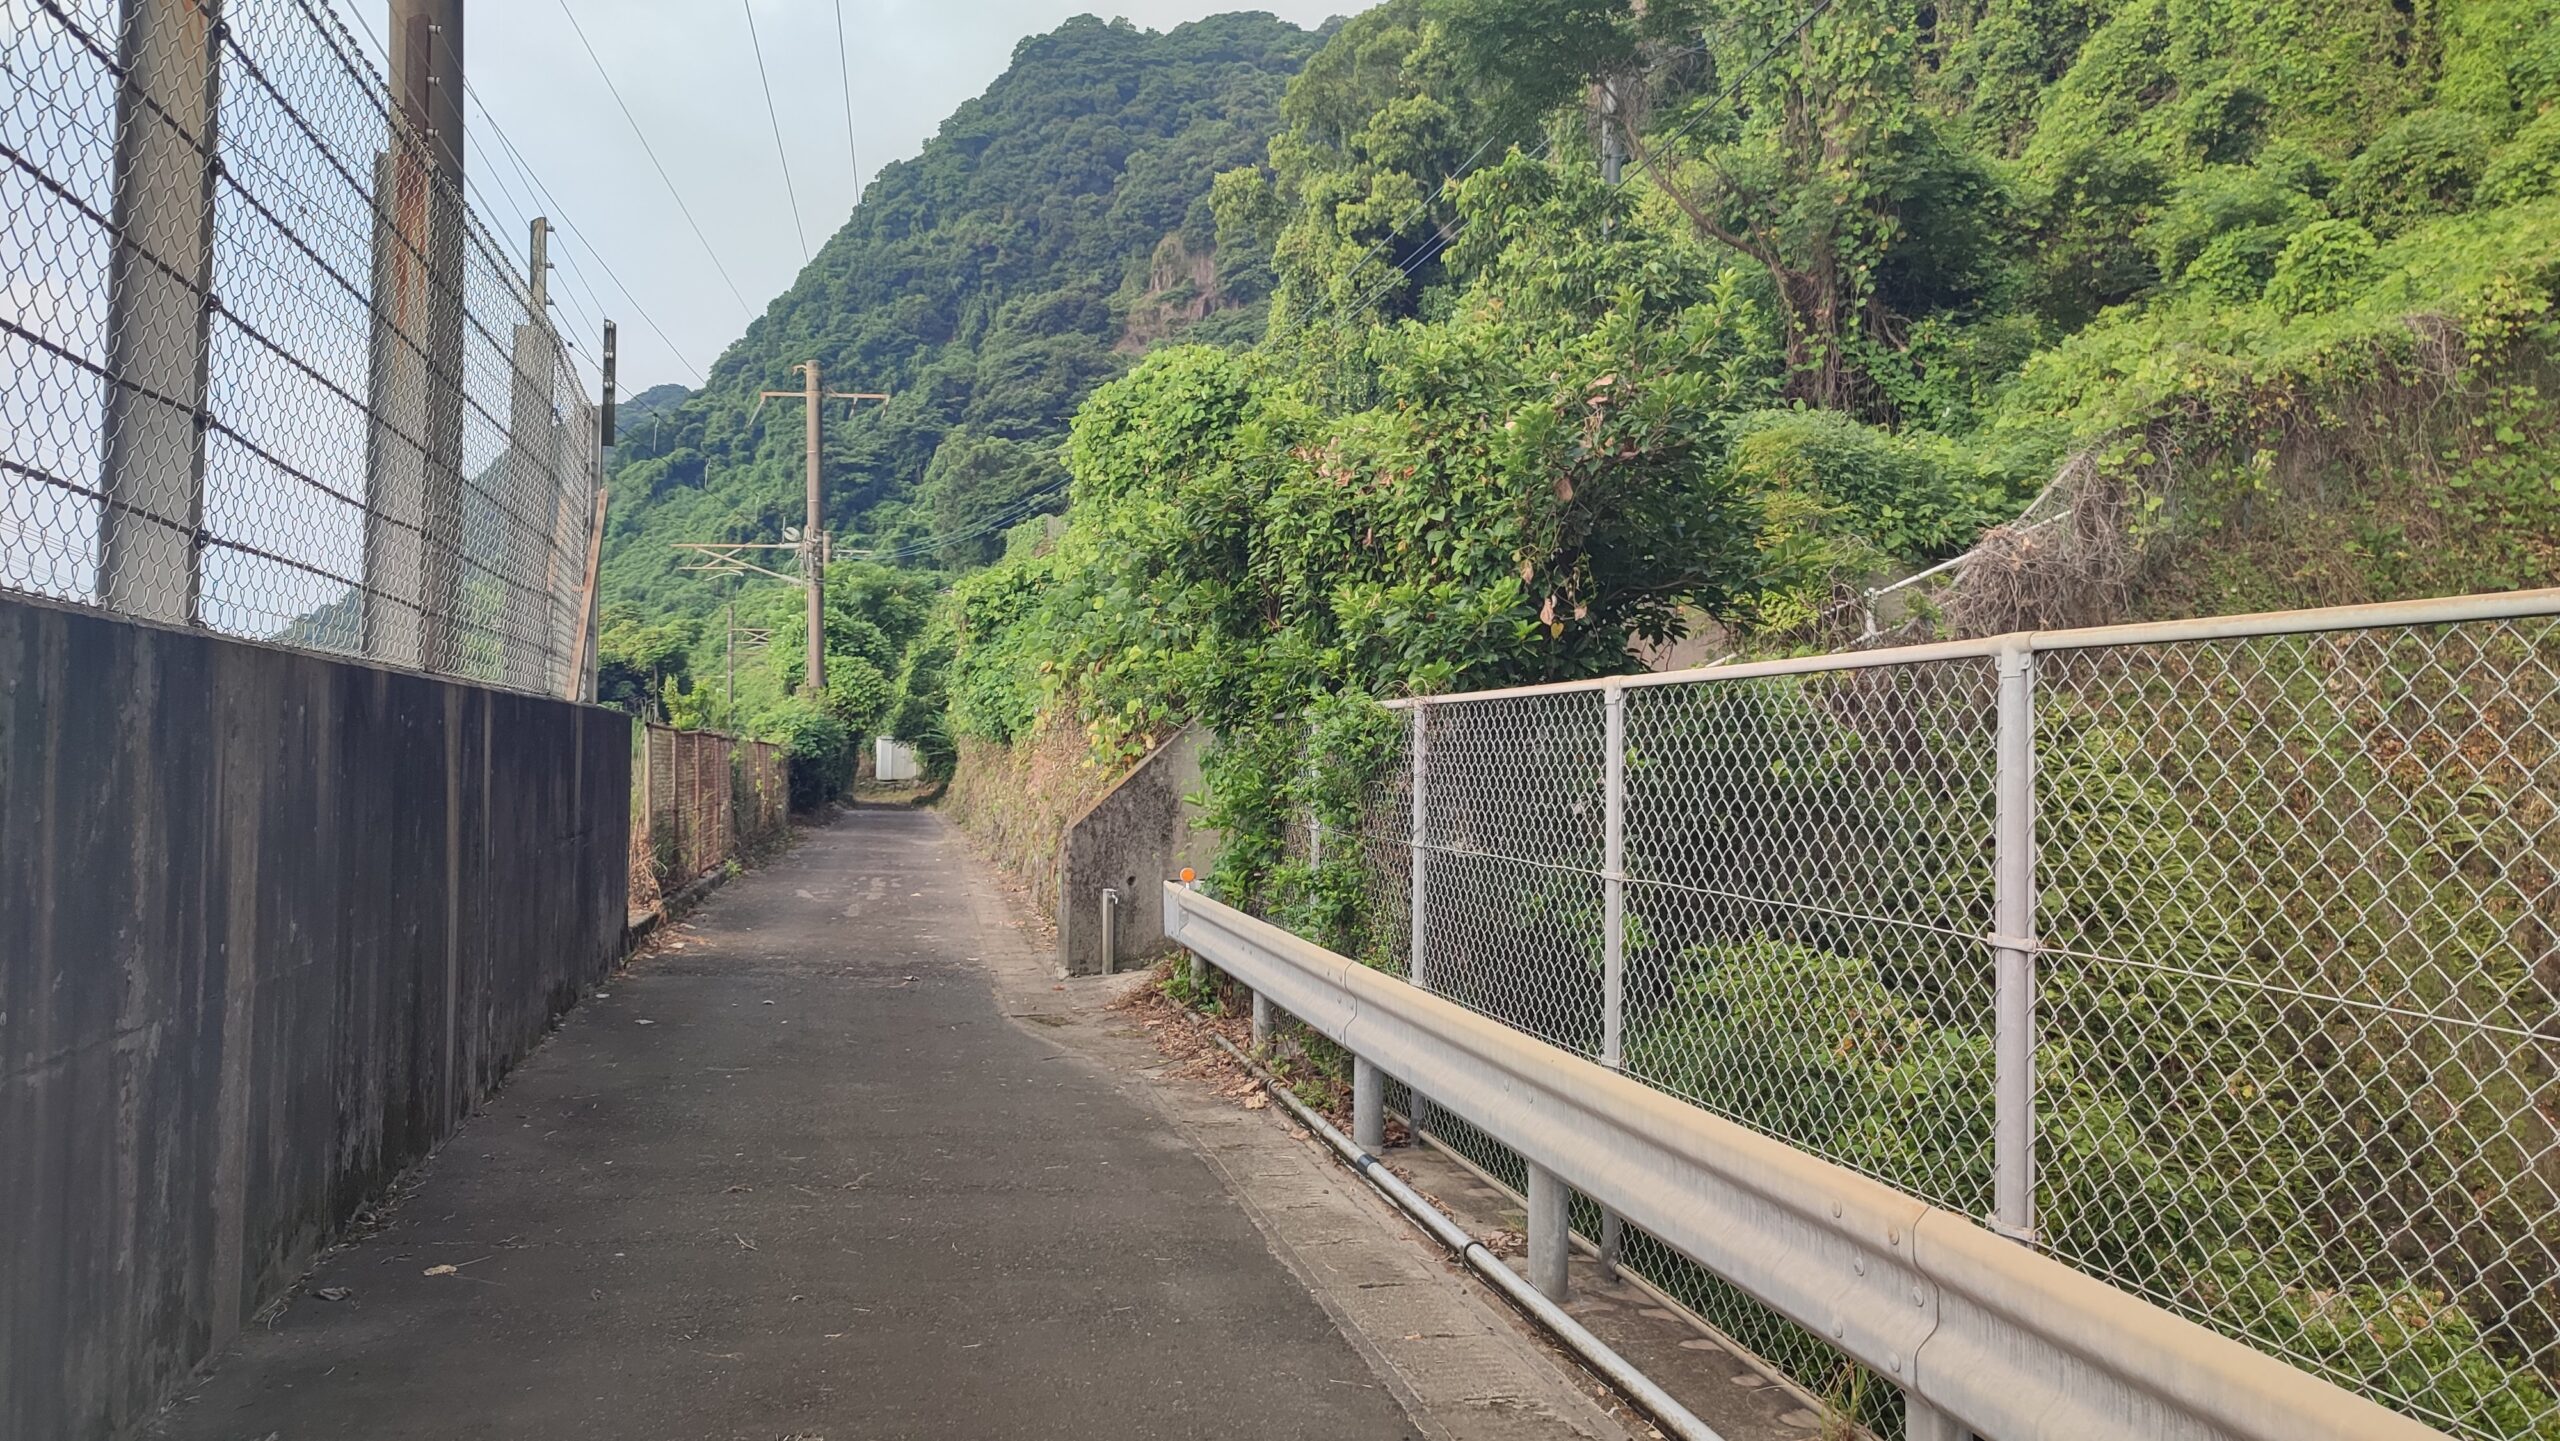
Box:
[1058,723,1219,975]
[0,594,630,1440]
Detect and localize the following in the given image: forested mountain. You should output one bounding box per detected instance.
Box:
[605,0,2559,825]
[943,0,2560,773]
[598,10,1327,636]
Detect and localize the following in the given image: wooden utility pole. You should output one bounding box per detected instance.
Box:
[756,362,886,696]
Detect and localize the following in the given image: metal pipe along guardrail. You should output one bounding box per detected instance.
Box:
[1203,1032,1725,1441]
[1166,882,2452,1441]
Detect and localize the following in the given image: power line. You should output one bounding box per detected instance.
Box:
[335,1,620,384]
[554,0,755,317]
[740,0,810,263]
[833,0,861,211]
[860,478,1072,564]
[474,107,711,385]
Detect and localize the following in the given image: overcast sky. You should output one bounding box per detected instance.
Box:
[330,2,1376,395]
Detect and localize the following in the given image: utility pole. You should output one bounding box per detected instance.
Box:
[756,362,886,697]
[505,215,557,691]
[96,0,222,625]
[1600,78,1624,188]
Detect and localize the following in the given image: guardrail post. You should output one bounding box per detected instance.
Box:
[1250,989,1271,1051]
[1352,1054,1386,1153]
[1993,641,2039,1243]
[1527,1161,1569,1300]
[1905,1394,1967,1441]
[1600,681,1626,1278]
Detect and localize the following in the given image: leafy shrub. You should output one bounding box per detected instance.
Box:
[2338,110,2497,233]
[1624,939,1996,1202]
[1725,408,2020,596]
[2185,225,2291,301]
[2263,218,2382,315]
[2482,108,2560,204]
[754,697,855,811]
[2138,164,2321,291]
[822,656,892,738]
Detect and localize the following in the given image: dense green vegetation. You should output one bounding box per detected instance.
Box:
[942,0,2560,783]
[588,0,2560,1430]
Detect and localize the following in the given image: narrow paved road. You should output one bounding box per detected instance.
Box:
[155,807,1418,1440]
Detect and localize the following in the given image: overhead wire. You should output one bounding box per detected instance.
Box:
[554,0,756,318]
[335,1,628,385]
[386,0,719,386]
[833,0,861,211]
[853,478,1073,564]
[740,0,811,262]
[473,108,711,385]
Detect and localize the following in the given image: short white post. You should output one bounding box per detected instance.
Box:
[1992,641,2040,1242]
[1352,1055,1385,1153]
[1526,1161,1569,1301]
[1098,887,1120,976]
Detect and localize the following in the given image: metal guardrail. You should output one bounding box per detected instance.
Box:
[1166,882,2447,1441]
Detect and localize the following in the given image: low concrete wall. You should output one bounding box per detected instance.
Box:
[0,594,630,1440]
[1058,723,1219,975]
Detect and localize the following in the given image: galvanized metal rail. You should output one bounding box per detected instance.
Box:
[1165,883,2450,1441]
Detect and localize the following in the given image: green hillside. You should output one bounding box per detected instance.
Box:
[598,10,1328,636]
[945,0,2560,768]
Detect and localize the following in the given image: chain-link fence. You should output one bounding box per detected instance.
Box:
[634,722,788,903]
[3,0,603,695]
[1281,590,2560,1441]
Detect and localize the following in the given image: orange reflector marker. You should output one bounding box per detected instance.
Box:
[1179,868,1196,883]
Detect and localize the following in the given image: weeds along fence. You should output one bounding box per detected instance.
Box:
[1267,588,2560,1441]
[632,722,788,907]
[2,0,605,697]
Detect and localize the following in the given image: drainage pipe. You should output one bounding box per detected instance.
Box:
[1207,1033,1725,1441]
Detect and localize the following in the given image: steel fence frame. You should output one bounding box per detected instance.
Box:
[3,0,603,696]
[634,722,788,896]
[1279,586,2560,1441]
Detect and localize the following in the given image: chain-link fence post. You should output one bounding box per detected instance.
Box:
[1409,700,1429,987]
[1992,641,2039,1243]
[96,0,223,625]
[1598,681,1627,1278]
[1407,700,1434,1135]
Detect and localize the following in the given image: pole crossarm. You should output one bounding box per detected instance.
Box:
[673,541,802,586]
